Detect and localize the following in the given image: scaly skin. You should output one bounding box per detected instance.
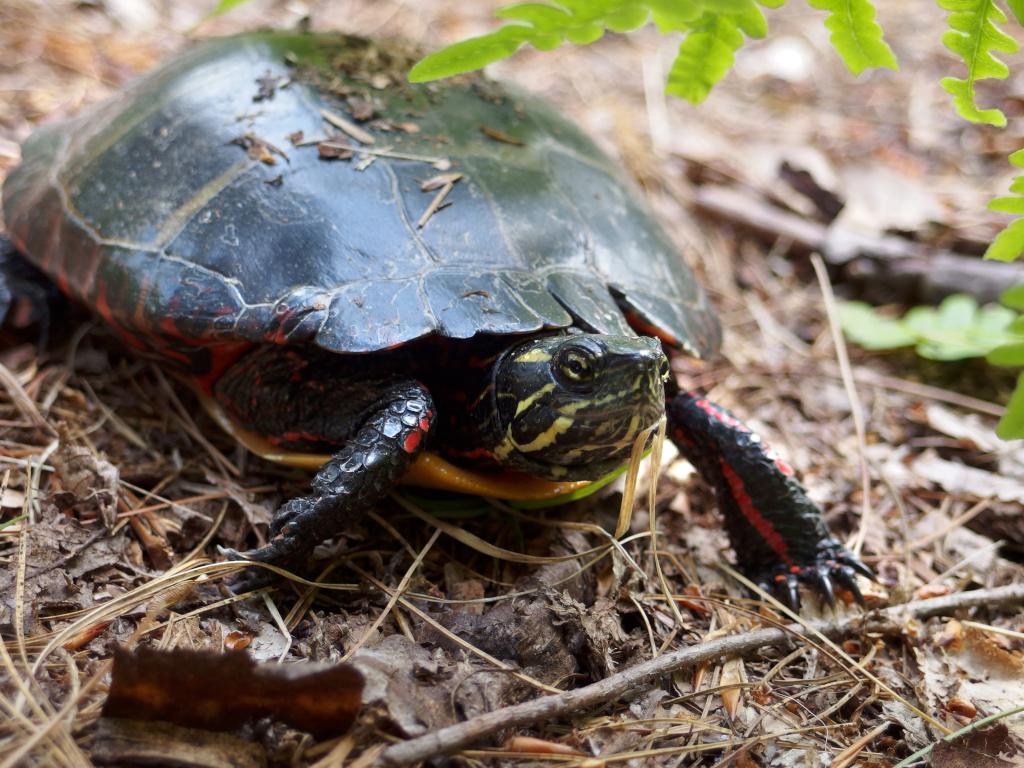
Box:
[668,391,871,608]
[222,381,435,570]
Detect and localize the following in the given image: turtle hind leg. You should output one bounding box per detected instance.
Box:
[227,379,436,583]
[666,390,872,610]
[0,235,63,346]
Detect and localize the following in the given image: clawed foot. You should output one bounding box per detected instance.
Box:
[757,540,874,611]
[219,527,314,594]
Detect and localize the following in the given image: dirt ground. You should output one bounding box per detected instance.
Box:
[2,1,1024,766]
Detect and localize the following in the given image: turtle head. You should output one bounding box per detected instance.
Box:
[492,334,668,480]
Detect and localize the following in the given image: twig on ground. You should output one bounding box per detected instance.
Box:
[376,583,1024,767]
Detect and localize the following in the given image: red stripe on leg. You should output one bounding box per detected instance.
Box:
[718,457,792,565]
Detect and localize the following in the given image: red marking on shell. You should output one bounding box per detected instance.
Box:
[159,316,179,337]
[403,431,422,454]
[773,457,794,477]
[719,457,792,565]
[419,418,430,431]
[191,342,252,394]
[269,430,327,447]
[624,310,679,348]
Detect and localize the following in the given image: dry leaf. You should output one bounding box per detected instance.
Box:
[103,646,363,738]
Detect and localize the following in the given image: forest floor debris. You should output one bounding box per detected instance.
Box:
[1,1,1024,766]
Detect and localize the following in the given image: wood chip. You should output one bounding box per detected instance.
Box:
[419,172,463,192]
[417,174,462,229]
[480,124,524,146]
[230,133,288,165]
[318,142,354,160]
[321,107,375,145]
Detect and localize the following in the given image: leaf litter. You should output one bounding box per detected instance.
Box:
[1,1,1024,767]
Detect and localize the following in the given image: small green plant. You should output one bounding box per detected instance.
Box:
[839,293,1024,438]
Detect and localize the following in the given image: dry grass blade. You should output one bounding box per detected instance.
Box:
[346,562,564,695]
[392,493,608,564]
[0,361,55,436]
[320,107,375,145]
[811,254,872,556]
[340,528,441,662]
[720,564,950,733]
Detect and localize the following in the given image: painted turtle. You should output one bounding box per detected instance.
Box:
[0,32,869,606]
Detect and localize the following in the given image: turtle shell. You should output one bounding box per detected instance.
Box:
[2,32,720,367]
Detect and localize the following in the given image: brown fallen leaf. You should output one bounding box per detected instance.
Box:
[103,646,363,739]
[92,718,266,768]
[719,656,746,721]
[49,438,118,528]
[930,723,1021,768]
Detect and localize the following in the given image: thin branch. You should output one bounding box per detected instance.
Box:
[376,583,1024,767]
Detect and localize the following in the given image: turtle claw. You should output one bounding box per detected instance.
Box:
[758,541,873,611]
[832,565,866,606]
[766,571,802,611]
[839,552,876,582]
[812,567,836,608]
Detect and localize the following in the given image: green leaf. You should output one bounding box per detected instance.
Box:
[937,0,1018,126]
[986,149,1024,262]
[986,217,1024,261]
[837,302,918,350]
[205,0,252,17]
[996,372,1024,439]
[409,26,532,82]
[806,0,899,74]
[1001,283,1024,310]
[1005,0,1024,24]
[668,15,745,103]
[987,341,1024,366]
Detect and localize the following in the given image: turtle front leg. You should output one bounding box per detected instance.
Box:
[667,390,872,609]
[230,381,435,573]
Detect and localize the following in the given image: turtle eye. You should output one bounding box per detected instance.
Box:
[556,345,597,387]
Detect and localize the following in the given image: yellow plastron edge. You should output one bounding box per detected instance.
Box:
[197,392,590,501]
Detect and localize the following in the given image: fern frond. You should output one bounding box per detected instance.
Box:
[986,149,1024,261]
[409,0,782,102]
[937,0,1018,127]
[1005,0,1024,23]
[668,15,746,103]
[806,0,898,74]
[410,0,653,83]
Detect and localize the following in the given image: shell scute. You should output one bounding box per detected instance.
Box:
[2,32,721,366]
